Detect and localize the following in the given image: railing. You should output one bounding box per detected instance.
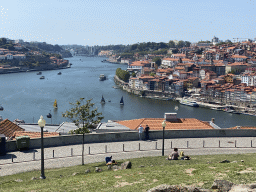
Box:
[1,138,255,165]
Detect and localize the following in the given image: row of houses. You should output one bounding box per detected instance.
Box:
[125,41,256,100]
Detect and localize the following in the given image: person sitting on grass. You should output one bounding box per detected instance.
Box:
[180,151,191,160]
[105,156,117,165]
[167,148,179,160]
[105,156,112,165]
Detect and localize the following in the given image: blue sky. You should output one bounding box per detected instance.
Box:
[0,0,255,46]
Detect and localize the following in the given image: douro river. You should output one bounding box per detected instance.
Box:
[0,56,256,128]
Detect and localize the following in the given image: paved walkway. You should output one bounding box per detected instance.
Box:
[1,137,256,177]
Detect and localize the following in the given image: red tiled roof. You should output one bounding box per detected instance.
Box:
[0,119,24,138]
[13,131,60,139]
[117,118,214,130]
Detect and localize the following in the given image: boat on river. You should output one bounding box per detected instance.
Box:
[120,96,124,105]
[179,98,199,107]
[53,99,58,109]
[0,105,3,111]
[101,95,105,104]
[58,72,62,75]
[37,72,42,75]
[47,111,52,118]
[40,76,45,79]
[99,74,106,81]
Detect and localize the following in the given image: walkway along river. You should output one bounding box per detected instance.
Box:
[0,56,256,128]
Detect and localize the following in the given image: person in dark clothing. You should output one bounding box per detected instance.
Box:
[105,156,112,164]
[144,125,150,140]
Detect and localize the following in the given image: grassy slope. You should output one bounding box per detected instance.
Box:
[1,153,256,191]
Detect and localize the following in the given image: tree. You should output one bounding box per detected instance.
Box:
[168,40,176,48]
[153,57,162,66]
[116,68,130,82]
[177,40,185,48]
[62,98,104,134]
[149,72,155,76]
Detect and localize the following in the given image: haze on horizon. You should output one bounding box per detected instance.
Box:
[0,0,255,46]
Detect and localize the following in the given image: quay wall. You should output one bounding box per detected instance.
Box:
[5,129,256,152]
[114,75,176,98]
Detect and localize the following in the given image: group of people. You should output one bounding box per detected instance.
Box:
[138,125,150,140]
[167,148,191,160]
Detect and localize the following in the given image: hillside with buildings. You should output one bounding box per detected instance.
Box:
[0,38,71,73]
[103,37,256,111]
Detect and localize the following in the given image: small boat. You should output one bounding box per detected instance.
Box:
[174,106,179,111]
[53,99,58,109]
[99,74,106,81]
[120,96,124,105]
[37,72,42,75]
[101,95,105,104]
[57,72,62,75]
[47,112,52,118]
[40,76,45,79]
[0,105,3,111]
[232,111,242,114]
[13,119,25,124]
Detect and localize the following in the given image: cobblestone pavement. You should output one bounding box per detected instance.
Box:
[1,137,256,177]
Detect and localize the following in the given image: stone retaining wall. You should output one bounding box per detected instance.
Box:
[5,129,256,152]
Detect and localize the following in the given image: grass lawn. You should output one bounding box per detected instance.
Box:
[1,153,256,191]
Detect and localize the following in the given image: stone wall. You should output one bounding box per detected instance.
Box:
[5,129,256,152]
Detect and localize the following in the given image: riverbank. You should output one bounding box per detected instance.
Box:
[114,75,256,116]
[0,64,71,75]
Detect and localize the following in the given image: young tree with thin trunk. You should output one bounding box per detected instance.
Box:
[62,98,104,134]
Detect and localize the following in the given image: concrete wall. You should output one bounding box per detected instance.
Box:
[5,129,256,152]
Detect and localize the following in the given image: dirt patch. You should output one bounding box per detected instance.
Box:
[153,179,158,183]
[114,179,145,188]
[114,181,133,188]
[197,182,204,187]
[239,167,255,174]
[114,176,122,178]
[209,167,216,169]
[215,172,227,180]
[185,168,196,176]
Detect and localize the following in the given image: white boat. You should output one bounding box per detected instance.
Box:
[180,98,199,107]
[211,107,224,111]
[40,76,45,79]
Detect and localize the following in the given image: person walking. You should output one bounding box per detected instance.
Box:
[144,125,150,140]
[138,125,144,140]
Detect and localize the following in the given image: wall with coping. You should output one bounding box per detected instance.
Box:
[5,129,256,152]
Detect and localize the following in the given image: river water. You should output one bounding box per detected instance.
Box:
[0,56,256,128]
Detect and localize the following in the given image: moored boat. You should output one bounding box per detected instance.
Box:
[40,76,45,79]
[58,72,62,75]
[180,98,199,107]
[37,72,42,75]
